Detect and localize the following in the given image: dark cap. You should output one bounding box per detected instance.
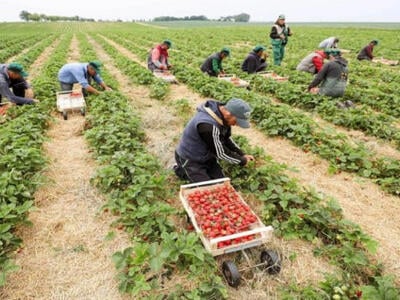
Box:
[163,39,172,48]
[224,98,252,128]
[221,47,231,56]
[253,45,266,52]
[89,61,102,74]
[8,62,28,77]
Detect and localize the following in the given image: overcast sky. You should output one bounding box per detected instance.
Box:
[1,0,399,22]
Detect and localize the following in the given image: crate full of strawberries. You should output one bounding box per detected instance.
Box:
[179,178,273,256]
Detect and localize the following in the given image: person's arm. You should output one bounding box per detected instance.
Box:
[246,56,258,74]
[197,123,246,165]
[0,80,34,104]
[366,45,374,59]
[287,26,292,36]
[225,136,244,156]
[269,26,279,39]
[312,55,324,73]
[308,63,329,90]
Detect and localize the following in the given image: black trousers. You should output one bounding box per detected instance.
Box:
[0,78,28,104]
[174,151,224,183]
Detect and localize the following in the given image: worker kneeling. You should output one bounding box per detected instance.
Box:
[0,62,39,105]
[307,49,348,98]
[241,45,268,74]
[58,61,112,95]
[174,98,255,183]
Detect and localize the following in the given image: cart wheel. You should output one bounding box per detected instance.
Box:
[80,108,86,116]
[62,111,68,120]
[260,250,281,274]
[222,261,241,287]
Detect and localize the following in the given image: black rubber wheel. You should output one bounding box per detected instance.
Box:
[222,261,240,287]
[80,108,86,116]
[62,111,68,120]
[260,250,281,274]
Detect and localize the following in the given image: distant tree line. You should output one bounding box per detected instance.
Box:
[153,13,250,22]
[19,10,95,22]
[153,15,209,22]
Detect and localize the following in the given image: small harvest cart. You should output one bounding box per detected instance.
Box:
[179,178,281,287]
[153,70,178,83]
[218,74,250,88]
[56,90,86,120]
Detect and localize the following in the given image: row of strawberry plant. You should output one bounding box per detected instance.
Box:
[76,36,228,298]
[137,45,400,197]
[0,33,71,286]
[152,33,400,148]
[143,32,400,147]
[3,35,59,122]
[0,34,42,51]
[246,74,400,148]
[95,32,400,297]
[84,91,227,299]
[224,137,399,299]
[0,34,51,62]
[105,32,400,196]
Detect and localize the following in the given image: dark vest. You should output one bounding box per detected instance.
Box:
[177,100,227,163]
[200,53,221,76]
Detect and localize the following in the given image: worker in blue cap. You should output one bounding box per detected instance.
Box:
[148,40,173,72]
[241,45,268,74]
[270,14,293,66]
[174,98,255,183]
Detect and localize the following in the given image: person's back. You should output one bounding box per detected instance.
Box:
[319,37,338,49]
[319,57,348,97]
[200,52,221,76]
[177,100,223,163]
[296,51,326,74]
[58,62,84,81]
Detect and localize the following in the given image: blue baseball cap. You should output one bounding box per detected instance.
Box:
[225,98,252,128]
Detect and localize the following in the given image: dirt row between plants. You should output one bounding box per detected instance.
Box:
[0,35,130,300]
[88,35,341,299]
[96,36,400,283]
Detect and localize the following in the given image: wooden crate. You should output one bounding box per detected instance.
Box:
[179,178,273,256]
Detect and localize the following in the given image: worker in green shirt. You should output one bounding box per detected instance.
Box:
[200,48,230,77]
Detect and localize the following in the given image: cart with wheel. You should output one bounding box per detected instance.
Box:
[179,178,281,287]
[218,74,250,88]
[56,90,86,120]
[153,70,178,83]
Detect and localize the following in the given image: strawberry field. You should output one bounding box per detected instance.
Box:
[0,22,400,299]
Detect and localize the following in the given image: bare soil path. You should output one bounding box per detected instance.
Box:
[97,36,400,283]
[0,35,129,300]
